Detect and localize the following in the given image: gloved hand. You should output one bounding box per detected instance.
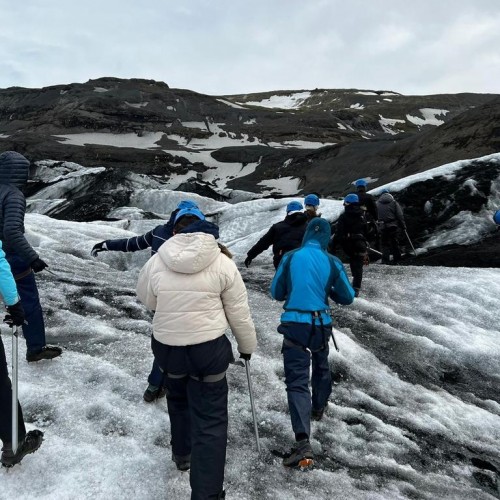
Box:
[91,242,107,257]
[244,256,252,268]
[239,352,251,361]
[4,301,25,327]
[31,257,48,273]
[363,253,370,266]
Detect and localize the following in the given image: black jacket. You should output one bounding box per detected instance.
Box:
[357,191,378,221]
[247,212,308,268]
[330,205,368,257]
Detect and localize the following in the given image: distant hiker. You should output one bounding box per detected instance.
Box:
[0,240,44,467]
[244,201,307,269]
[354,179,378,222]
[270,217,354,469]
[91,199,206,403]
[304,193,321,222]
[136,207,257,500]
[376,189,406,265]
[0,151,62,362]
[329,194,368,297]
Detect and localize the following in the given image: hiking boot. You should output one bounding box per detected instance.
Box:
[311,405,326,421]
[172,453,191,472]
[353,288,360,298]
[143,384,166,403]
[26,345,62,362]
[1,430,44,467]
[282,439,314,468]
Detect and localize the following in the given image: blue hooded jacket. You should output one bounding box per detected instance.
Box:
[0,240,20,306]
[270,217,354,325]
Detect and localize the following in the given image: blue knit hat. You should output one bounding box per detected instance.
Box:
[355,179,367,187]
[286,201,303,213]
[344,193,359,204]
[174,207,205,224]
[177,200,198,210]
[304,194,320,207]
[494,210,500,225]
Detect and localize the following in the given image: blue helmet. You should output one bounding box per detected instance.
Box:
[380,188,390,194]
[355,179,367,187]
[344,193,359,204]
[177,200,198,210]
[304,194,320,207]
[494,210,500,225]
[174,207,205,224]
[286,201,303,213]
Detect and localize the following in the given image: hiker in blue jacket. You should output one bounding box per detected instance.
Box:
[91,200,220,402]
[271,217,354,468]
[0,151,62,362]
[0,240,44,467]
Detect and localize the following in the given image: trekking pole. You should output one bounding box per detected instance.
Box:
[330,329,340,352]
[404,230,417,256]
[366,245,383,256]
[244,360,261,454]
[11,325,19,454]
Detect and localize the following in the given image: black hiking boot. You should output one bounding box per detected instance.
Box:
[172,453,191,472]
[311,405,327,421]
[143,384,167,403]
[283,439,314,469]
[1,430,44,467]
[26,345,62,362]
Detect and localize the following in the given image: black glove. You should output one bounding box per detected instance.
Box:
[244,256,252,268]
[91,242,107,257]
[4,301,25,327]
[31,258,48,273]
[239,352,251,361]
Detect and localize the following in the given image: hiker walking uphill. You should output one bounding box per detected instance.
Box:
[91,199,209,403]
[355,179,378,222]
[304,194,321,222]
[377,189,407,264]
[136,207,257,500]
[245,201,307,269]
[329,194,368,297]
[270,217,354,469]
[0,240,44,467]
[0,151,62,362]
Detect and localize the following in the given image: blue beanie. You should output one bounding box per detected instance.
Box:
[304,194,320,207]
[174,207,205,224]
[355,179,367,187]
[344,193,359,204]
[286,201,303,213]
[494,210,500,225]
[177,200,198,210]
[380,188,390,194]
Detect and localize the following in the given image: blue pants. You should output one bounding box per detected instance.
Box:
[152,335,233,500]
[0,335,26,446]
[148,358,165,387]
[279,322,332,439]
[6,255,46,354]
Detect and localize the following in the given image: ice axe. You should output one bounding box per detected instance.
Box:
[11,325,19,454]
[404,230,417,256]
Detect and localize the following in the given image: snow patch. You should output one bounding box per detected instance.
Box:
[241,91,312,109]
[406,108,449,126]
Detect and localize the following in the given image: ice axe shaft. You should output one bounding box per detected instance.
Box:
[244,360,261,454]
[404,230,417,256]
[11,325,19,455]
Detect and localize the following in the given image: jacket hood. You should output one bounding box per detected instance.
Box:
[302,217,331,250]
[177,219,220,239]
[0,151,30,188]
[378,192,394,204]
[345,204,364,216]
[285,212,308,227]
[158,232,221,274]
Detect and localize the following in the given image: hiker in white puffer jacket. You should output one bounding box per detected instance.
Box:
[136,206,257,500]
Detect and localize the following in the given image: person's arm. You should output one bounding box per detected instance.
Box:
[247,226,275,260]
[328,256,355,305]
[220,264,257,355]
[0,243,20,306]
[368,198,378,221]
[395,202,406,229]
[3,190,39,264]
[270,252,291,301]
[136,257,157,311]
[105,229,155,253]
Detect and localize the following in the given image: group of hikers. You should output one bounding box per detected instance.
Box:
[1,149,499,499]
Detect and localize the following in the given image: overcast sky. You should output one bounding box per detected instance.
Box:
[1,0,499,96]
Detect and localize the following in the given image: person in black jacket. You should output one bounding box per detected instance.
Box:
[245,201,307,269]
[0,151,62,362]
[91,200,215,403]
[329,194,368,297]
[355,179,378,222]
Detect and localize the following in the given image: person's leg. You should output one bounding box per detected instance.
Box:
[391,228,402,263]
[380,229,391,264]
[165,375,191,458]
[311,344,332,414]
[148,359,164,387]
[282,342,312,440]
[0,335,26,447]
[350,255,364,291]
[188,377,228,500]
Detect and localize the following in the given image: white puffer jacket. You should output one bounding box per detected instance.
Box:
[136,232,257,355]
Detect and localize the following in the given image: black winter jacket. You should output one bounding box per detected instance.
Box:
[247,212,308,268]
[357,191,378,221]
[330,205,368,257]
[0,151,38,265]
